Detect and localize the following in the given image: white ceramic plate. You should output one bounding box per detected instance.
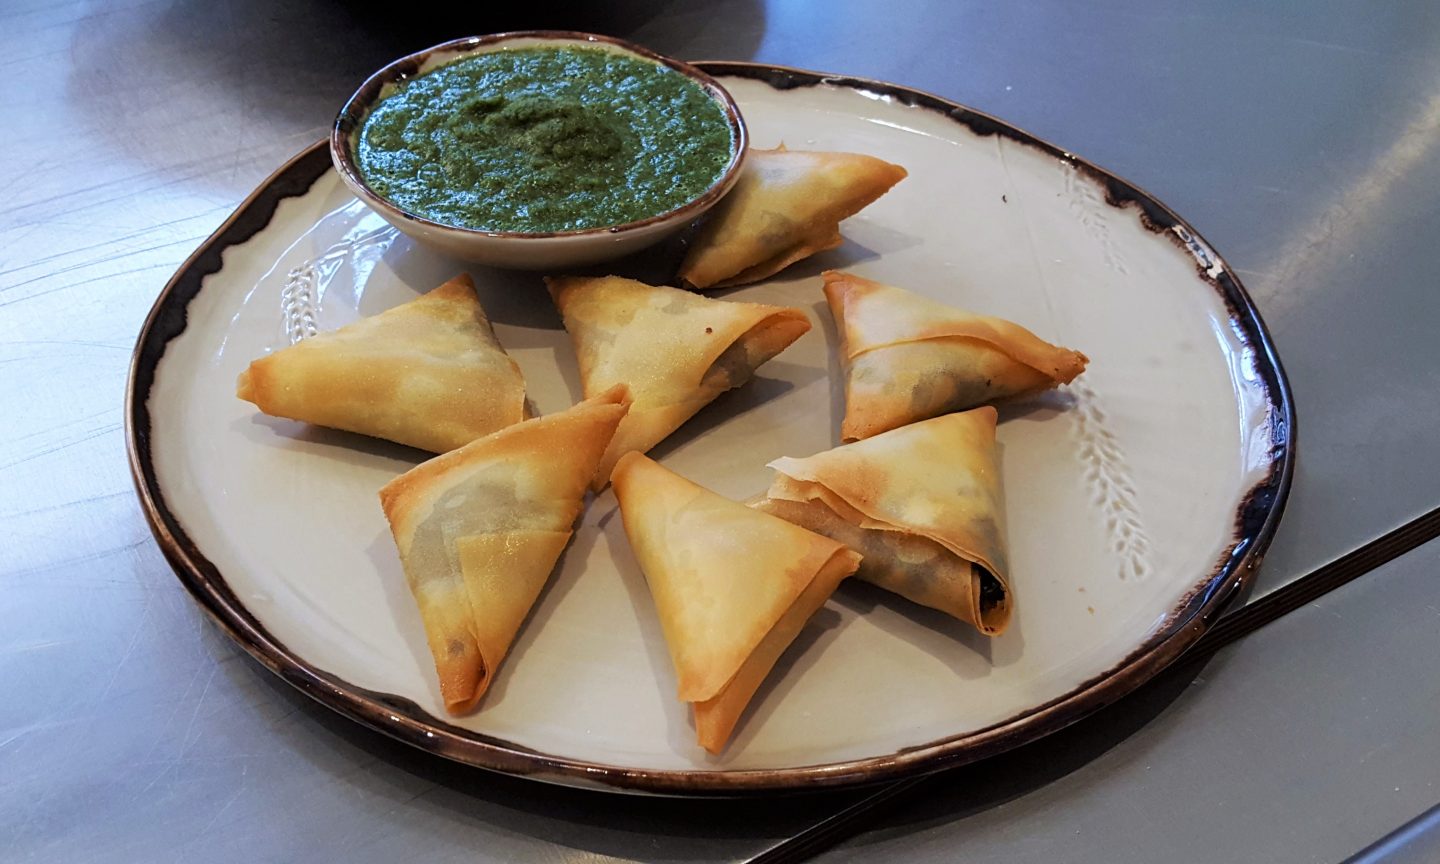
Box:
[128,63,1293,794]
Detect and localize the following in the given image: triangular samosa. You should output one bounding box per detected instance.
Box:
[237,274,526,453]
[678,147,908,290]
[824,270,1087,440]
[547,275,810,490]
[611,453,862,753]
[378,386,630,714]
[754,407,1011,635]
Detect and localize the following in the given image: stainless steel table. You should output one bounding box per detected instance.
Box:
[820,540,1440,864]
[5,1,1438,862]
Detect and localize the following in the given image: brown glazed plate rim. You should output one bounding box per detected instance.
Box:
[126,61,1295,796]
[330,32,749,240]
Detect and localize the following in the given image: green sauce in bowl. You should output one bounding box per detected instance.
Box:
[355,45,735,234]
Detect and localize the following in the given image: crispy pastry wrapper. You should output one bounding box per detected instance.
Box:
[611,452,861,753]
[378,386,630,714]
[237,274,527,453]
[678,147,908,290]
[547,275,810,490]
[759,407,1011,635]
[823,270,1087,441]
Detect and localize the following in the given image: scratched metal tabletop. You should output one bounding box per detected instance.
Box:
[4,1,1439,862]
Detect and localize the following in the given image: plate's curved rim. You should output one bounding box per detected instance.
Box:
[125,61,1295,796]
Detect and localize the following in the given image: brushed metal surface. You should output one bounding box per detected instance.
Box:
[4,0,1438,860]
[821,540,1440,864]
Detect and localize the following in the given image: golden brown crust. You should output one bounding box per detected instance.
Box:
[611,453,860,751]
[412,576,489,714]
[763,407,1011,635]
[706,231,844,291]
[377,387,631,714]
[823,270,1087,440]
[237,274,527,453]
[692,543,860,752]
[678,148,907,290]
[547,275,810,489]
[454,530,574,705]
[379,384,629,532]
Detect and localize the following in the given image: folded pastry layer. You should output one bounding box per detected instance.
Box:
[547,275,810,489]
[237,274,526,453]
[678,147,908,290]
[757,406,1011,635]
[611,452,861,752]
[379,386,630,713]
[824,270,1087,441]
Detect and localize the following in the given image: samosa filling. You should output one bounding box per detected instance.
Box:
[699,315,811,392]
[977,569,1008,619]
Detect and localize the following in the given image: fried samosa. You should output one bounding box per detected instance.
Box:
[237,274,526,453]
[677,147,908,290]
[379,386,630,714]
[546,275,810,490]
[611,452,862,753]
[754,407,1011,635]
[824,270,1087,440]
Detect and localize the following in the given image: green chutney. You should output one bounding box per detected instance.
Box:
[355,46,735,233]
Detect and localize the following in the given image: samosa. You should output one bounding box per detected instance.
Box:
[547,275,809,489]
[678,147,907,290]
[237,274,526,453]
[824,270,1087,440]
[379,386,630,713]
[612,452,861,752]
[755,407,1012,635]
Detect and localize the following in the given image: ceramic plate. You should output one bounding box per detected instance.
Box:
[127,63,1293,794]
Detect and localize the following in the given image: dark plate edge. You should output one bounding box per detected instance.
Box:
[124,61,1296,796]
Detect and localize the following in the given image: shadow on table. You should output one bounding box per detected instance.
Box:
[242,660,863,858]
[64,0,764,185]
[840,653,1212,844]
[232,624,1208,860]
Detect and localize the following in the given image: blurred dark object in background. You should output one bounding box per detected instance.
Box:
[345,0,673,52]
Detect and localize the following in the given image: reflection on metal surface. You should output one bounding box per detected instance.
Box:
[1266,79,1440,314]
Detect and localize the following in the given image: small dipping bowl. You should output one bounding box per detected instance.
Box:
[332,32,748,270]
